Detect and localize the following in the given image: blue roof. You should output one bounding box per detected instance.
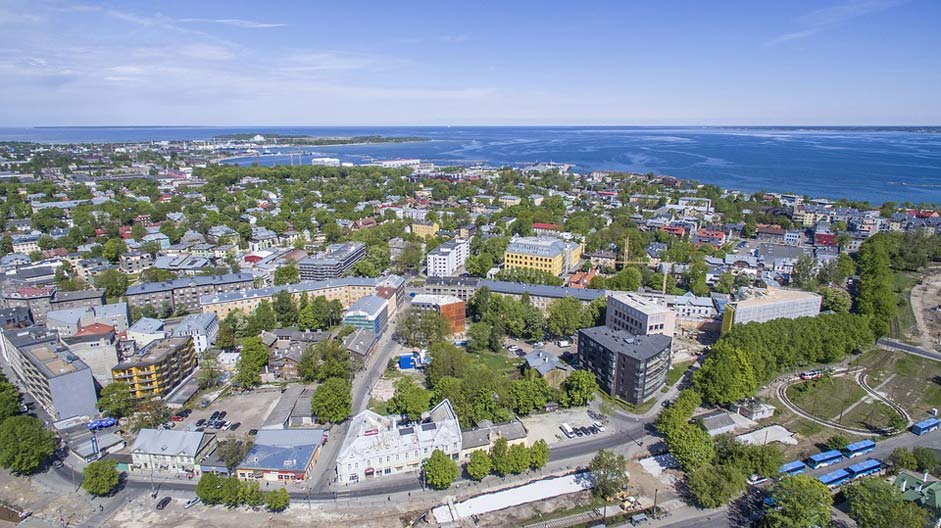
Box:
[844,439,876,451]
[847,458,882,473]
[915,418,941,428]
[779,460,806,473]
[809,450,843,462]
[819,469,850,484]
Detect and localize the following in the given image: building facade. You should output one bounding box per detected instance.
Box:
[426,238,470,278]
[172,312,219,355]
[341,295,389,334]
[721,287,822,332]
[503,236,582,276]
[605,292,677,337]
[410,294,466,335]
[578,326,672,405]
[298,242,367,281]
[124,273,255,313]
[111,336,197,399]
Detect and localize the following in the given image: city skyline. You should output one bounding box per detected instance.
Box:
[1,0,939,126]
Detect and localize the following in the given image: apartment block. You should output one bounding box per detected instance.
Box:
[124,273,255,313]
[426,238,470,277]
[605,292,676,337]
[503,236,583,276]
[410,294,466,334]
[577,326,672,404]
[111,336,197,400]
[298,242,366,280]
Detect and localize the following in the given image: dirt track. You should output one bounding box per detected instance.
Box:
[909,267,941,350]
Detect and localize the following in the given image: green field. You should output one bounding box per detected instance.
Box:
[853,349,941,419]
[786,375,866,422]
[666,360,696,388]
[475,351,524,376]
[890,272,918,341]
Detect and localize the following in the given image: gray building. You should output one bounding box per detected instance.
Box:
[577,326,672,405]
[48,288,106,311]
[172,312,219,355]
[124,273,255,313]
[298,242,366,280]
[120,252,155,274]
[46,302,130,336]
[1,326,98,421]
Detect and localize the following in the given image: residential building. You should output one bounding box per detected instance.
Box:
[2,285,55,324]
[124,273,255,313]
[120,251,155,274]
[692,229,727,247]
[172,312,219,355]
[342,295,389,334]
[1,326,99,421]
[126,317,166,349]
[45,303,130,336]
[721,287,822,333]
[298,242,367,280]
[524,349,573,389]
[587,250,617,270]
[498,195,521,207]
[426,238,470,278]
[236,429,324,482]
[411,220,439,240]
[577,326,672,405]
[336,399,462,484]
[111,336,197,400]
[503,236,583,276]
[894,471,941,515]
[48,288,106,311]
[61,324,119,387]
[460,420,528,461]
[0,306,32,328]
[129,429,216,477]
[410,294,466,334]
[606,292,676,337]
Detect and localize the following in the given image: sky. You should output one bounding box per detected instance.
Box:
[0,0,939,126]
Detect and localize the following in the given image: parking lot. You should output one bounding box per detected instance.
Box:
[520,405,608,446]
[504,337,576,359]
[161,389,282,440]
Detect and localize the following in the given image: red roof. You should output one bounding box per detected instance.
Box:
[660,225,686,236]
[243,255,263,263]
[75,323,115,337]
[533,223,562,231]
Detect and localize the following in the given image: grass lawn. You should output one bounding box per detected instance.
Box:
[666,360,696,388]
[475,351,524,376]
[890,271,918,341]
[368,397,389,415]
[598,391,657,415]
[853,349,941,419]
[786,375,866,422]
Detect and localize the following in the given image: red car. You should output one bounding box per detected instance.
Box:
[170,415,185,422]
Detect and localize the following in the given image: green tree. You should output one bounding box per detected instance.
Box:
[197,357,222,389]
[389,377,432,421]
[546,297,584,337]
[216,437,252,471]
[819,287,851,313]
[913,446,938,474]
[561,370,598,407]
[101,238,128,263]
[889,447,918,471]
[466,450,492,481]
[826,435,849,452]
[589,449,629,499]
[530,439,550,469]
[310,377,352,424]
[246,300,277,334]
[272,289,297,327]
[273,261,300,285]
[98,381,134,418]
[264,487,290,512]
[196,472,225,505]
[238,480,264,507]
[0,415,57,474]
[505,443,531,474]
[857,236,897,337]
[764,475,832,528]
[233,337,270,387]
[216,320,236,350]
[82,459,120,496]
[221,476,243,508]
[93,269,129,299]
[0,380,21,423]
[844,477,929,528]
[688,462,746,508]
[423,449,459,489]
[666,423,715,472]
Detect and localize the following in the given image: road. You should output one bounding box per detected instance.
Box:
[877,337,941,361]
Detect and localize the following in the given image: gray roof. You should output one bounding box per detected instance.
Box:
[524,349,572,376]
[578,326,672,361]
[173,312,217,334]
[199,276,384,306]
[480,279,606,302]
[263,386,306,429]
[131,429,211,458]
[129,317,165,334]
[125,273,254,296]
[461,420,528,450]
[342,328,378,357]
[345,295,387,318]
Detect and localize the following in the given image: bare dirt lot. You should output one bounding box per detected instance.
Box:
[910,266,941,349]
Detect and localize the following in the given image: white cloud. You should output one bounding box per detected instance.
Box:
[178,17,286,29]
[764,0,902,47]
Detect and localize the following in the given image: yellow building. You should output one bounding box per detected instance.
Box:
[412,221,439,240]
[112,337,197,400]
[499,195,522,208]
[503,236,583,276]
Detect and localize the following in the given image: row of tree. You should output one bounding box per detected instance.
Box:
[465,438,550,481]
[195,473,289,512]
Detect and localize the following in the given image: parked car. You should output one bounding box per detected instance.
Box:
[228,422,241,431]
[170,415,184,422]
[184,497,201,509]
[209,412,220,420]
[217,411,227,419]
[195,419,205,427]
[248,429,258,436]
[52,460,63,469]
[156,497,171,511]
[574,427,585,437]
[533,341,545,348]
[593,421,606,432]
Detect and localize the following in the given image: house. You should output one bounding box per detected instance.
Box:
[236,429,324,482]
[895,470,941,515]
[129,429,217,477]
[524,349,573,389]
[697,410,737,436]
[460,419,528,461]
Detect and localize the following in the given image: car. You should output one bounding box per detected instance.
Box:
[580,427,592,436]
[195,419,205,427]
[574,427,584,437]
[533,341,545,348]
[195,427,205,432]
[228,422,241,431]
[170,415,184,422]
[217,411,227,419]
[248,429,258,436]
[52,460,64,469]
[588,425,600,435]
[184,497,201,509]
[156,497,171,511]
[748,474,770,485]
[593,421,606,432]
[209,411,220,420]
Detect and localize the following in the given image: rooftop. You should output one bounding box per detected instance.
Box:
[114,336,190,370]
[131,429,212,458]
[579,326,672,361]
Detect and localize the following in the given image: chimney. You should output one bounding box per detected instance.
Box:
[902,479,907,492]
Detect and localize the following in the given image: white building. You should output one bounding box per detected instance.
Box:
[606,292,676,337]
[310,157,340,167]
[426,238,470,277]
[378,159,421,169]
[129,429,216,477]
[335,399,461,484]
[722,287,821,329]
[172,312,219,355]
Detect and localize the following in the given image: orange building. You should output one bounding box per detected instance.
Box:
[410,294,466,335]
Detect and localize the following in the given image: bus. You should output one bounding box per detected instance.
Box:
[800,370,822,380]
[818,469,851,490]
[778,460,807,477]
[842,439,877,458]
[807,450,844,469]
[560,423,575,438]
[912,418,941,436]
[846,458,883,480]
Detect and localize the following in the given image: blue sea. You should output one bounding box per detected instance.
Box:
[2,126,940,205]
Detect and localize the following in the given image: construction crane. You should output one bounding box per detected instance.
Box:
[617,235,672,294]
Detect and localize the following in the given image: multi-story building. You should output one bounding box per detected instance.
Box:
[11,233,41,254]
[199,275,405,320]
[124,273,255,313]
[298,242,367,280]
[46,302,130,336]
[721,287,822,332]
[411,220,439,240]
[111,336,197,400]
[1,326,99,421]
[426,238,470,278]
[48,288,106,312]
[2,285,56,324]
[120,252,155,274]
[410,294,466,334]
[61,324,119,387]
[605,292,676,337]
[129,429,216,477]
[127,317,166,349]
[236,429,324,482]
[578,326,672,405]
[503,236,582,276]
[172,312,219,355]
[335,399,461,484]
[342,295,389,334]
